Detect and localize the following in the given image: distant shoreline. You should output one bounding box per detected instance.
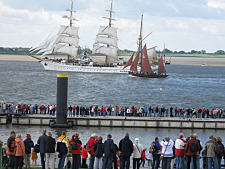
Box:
[0,54,225,66]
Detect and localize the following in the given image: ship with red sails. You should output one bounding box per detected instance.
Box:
[123,14,168,78]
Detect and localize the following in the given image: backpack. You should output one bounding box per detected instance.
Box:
[34,144,40,153]
[217,144,224,155]
[150,142,157,153]
[72,141,78,151]
[190,143,197,152]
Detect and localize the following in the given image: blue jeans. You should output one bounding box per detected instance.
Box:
[120,156,130,169]
[58,154,66,169]
[207,157,219,169]
[103,157,112,169]
[176,156,184,169]
[40,153,45,169]
[89,155,95,169]
[152,155,160,169]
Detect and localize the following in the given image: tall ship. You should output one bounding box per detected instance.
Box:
[30,1,135,74]
[123,15,168,78]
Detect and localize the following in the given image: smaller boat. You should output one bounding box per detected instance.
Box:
[123,15,168,78]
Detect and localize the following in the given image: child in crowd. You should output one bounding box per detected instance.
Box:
[31,147,38,167]
[81,145,88,168]
[140,148,146,167]
[146,148,153,169]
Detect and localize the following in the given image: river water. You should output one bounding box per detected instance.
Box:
[0,60,225,108]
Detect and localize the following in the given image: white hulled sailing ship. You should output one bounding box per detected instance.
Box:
[30,1,133,74]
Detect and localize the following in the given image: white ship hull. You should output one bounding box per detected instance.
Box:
[40,61,158,74]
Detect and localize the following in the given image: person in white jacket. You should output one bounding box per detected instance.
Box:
[133,138,143,169]
[160,137,174,169]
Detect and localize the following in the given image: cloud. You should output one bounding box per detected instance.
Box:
[207,0,225,10]
[167,2,179,13]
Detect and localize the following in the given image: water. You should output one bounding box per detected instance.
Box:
[0,61,225,109]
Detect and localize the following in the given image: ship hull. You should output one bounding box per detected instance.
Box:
[40,61,130,74]
[129,72,168,78]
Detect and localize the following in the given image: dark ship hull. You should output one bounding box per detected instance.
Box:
[129,72,168,78]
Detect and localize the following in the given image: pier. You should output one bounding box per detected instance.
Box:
[0,115,225,129]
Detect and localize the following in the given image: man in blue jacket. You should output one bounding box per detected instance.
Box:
[151,137,161,169]
[103,134,115,169]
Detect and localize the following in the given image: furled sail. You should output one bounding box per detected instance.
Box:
[130,54,138,72]
[158,56,166,74]
[123,53,134,69]
[141,45,154,73]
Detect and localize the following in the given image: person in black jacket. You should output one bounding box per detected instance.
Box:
[119,133,133,169]
[94,137,104,169]
[37,129,48,169]
[23,134,34,169]
[103,134,115,169]
[45,132,56,169]
[113,143,119,169]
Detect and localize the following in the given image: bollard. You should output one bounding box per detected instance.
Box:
[0,141,2,169]
[56,74,68,124]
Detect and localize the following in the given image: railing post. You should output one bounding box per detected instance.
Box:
[0,141,2,169]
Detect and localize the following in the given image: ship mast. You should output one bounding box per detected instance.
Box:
[163,43,166,63]
[137,14,143,72]
[103,1,115,66]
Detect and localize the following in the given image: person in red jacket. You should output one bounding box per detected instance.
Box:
[185,134,200,169]
[81,145,88,168]
[87,133,98,169]
[71,133,82,169]
[139,149,146,167]
[175,133,186,169]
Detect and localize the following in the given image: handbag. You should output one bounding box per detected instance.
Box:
[160,142,169,160]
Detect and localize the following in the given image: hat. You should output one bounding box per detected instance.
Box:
[91,133,97,137]
[135,138,139,141]
[107,134,112,138]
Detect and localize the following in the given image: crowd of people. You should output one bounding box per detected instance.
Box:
[2,130,225,169]
[1,103,225,119]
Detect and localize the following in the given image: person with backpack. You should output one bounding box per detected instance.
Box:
[205,135,219,169]
[119,133,133,169]
[160,136,174,169]
[133,138,143,169]
[71,133,82,169]
[5,131,17,169]
[45,132,56,169]
[24,134,34,169]
[94,136,104,169]
[87,133,98,169]
[151,137,161,169]
[57,131,70,169]
[37,129,48,169]
[103,134,115,169]
[185,134,200,169]
[216,137,224,169]
[175,133,185,169]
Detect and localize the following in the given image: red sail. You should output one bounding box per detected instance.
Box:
[123,53,134,69]
[141,45,154,73]
[158,56,167,74]
[130,53,138,72]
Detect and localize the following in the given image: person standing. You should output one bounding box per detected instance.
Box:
[87,133,98,169]
[119,133,133,169]
[37,129,48,169]
[185,134,200,169]
[133,138,143,169]
[216,137,224,169]
[160,137,174,169]
[24,134,34,169]
[205,135,219,169]
[5,131,17,169]
[57,131,70,169]
[71,133,82,169]
[175,133,185,169]
[81,145,88,168]
[103,134,115,169]
[151,137,161,169]
[15,134,25,169]
[94,136,104,169]
[45,132,56,169]
[146,148,153,169]
[139,149,146,168]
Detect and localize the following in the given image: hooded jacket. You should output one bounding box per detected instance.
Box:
[175,137,185,157]
[7,136,16,155]
[88,137,97,155]
[71,135,82,155]
[185,138,200,156]
[160,139,174,157]
[133,139,143,159]
[205,139,218,157]
[57,135,70,155]
[15,138,25,157]
[24,138,34,154]
[94,140,104,158]
[103,139,115,158]
[119,136,133,157]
